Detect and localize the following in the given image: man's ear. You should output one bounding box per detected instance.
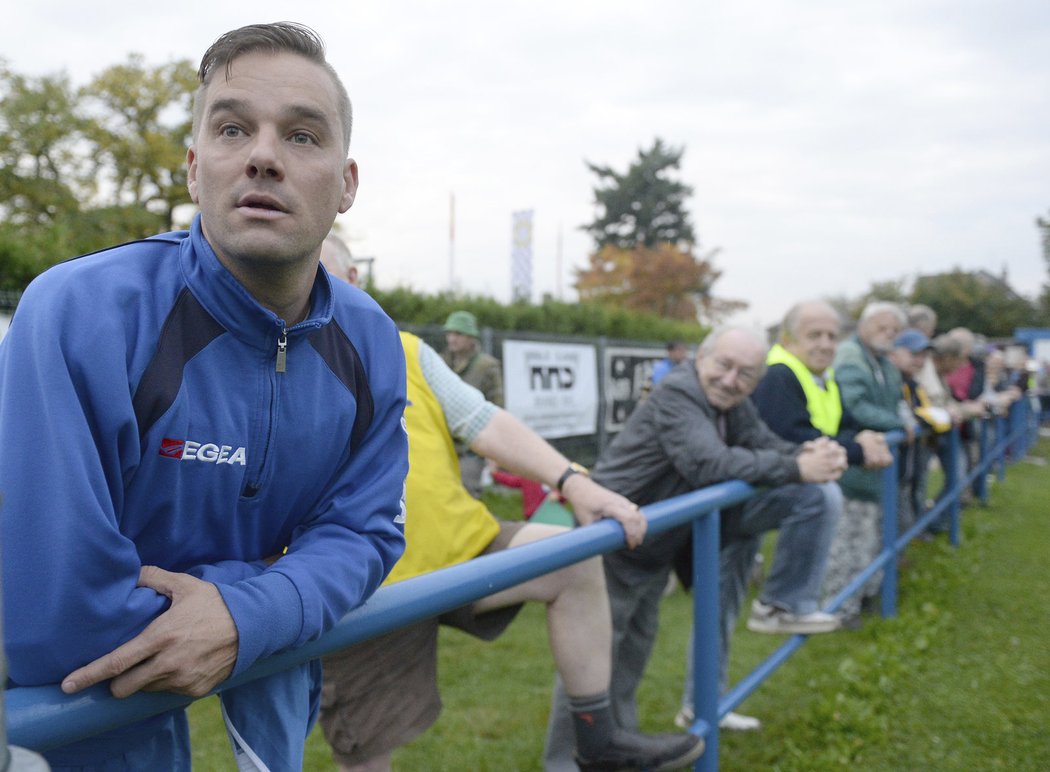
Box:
[339,158,359,213]
[187,146,200,203]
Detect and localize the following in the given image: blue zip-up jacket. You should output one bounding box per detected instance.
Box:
[0,216,408,767]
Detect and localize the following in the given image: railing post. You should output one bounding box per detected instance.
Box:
[946,427,961,547]
[692,511,721,772]
[995,415,1008,481]
[879,441,900,618]
[977,418,990,505]
[1012,398,1031,458]
[1008,400,1020,460]
[1026,396,1039,452]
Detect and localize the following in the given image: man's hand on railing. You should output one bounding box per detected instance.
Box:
[796,436,847,483]
[60,566,239,699]
[856,430,893,469]
[560,473,647,549]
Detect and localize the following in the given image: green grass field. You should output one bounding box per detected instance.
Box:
[190,436,1050,770]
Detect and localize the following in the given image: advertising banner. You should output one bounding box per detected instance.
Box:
[604,347,665,431]
[503,339,597,438]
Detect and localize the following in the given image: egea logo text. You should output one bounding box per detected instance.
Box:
[159,438,247,466]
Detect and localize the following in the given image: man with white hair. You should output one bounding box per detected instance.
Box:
[824,301,908,621]
[545,325,846,769]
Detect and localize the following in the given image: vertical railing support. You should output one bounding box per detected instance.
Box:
[995,415,1008,482]
[946,427,961,547]
[1008,398,1024,460]
[1026,397,1039,452]
[692,511,721,772]
[879,440,900,618]
[977,418,990,505]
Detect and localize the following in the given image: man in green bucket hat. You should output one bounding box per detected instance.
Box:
[442,310,504,496]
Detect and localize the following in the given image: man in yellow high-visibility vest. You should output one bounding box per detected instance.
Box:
[755,301,892,468]
[755,301,894,628]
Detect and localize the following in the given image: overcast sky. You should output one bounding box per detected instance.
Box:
[7,1,1050,329]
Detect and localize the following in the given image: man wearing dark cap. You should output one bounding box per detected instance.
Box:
[442,309,504,496]
[889,328,951,532]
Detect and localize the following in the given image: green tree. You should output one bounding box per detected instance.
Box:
[575,139,743,323]
[0,62,84,228]
[575,242,744,324]
[0,56,197,289]
[80,55,197,230]
[0,63,88,286]
[582,138,695,249]
[910,269,1037,336]
[1037,210,1050,316]
[861,278,909,306]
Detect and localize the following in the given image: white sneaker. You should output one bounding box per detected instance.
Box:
[675,706,762,732]
[673,706,693,730]
[719,711,762,731]
[746,599,841,635]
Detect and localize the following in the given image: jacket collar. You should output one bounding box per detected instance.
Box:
[180,215,334,351]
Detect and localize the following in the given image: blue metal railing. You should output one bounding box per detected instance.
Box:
[4,399,1037,769]
[6,481,756,754]
[688,398,1035,771]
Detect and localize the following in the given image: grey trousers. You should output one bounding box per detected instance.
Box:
[822,497,882,618]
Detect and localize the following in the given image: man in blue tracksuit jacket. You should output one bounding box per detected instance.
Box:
[0,22,408,771]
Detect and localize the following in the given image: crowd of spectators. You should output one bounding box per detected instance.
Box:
[0,22,1039,768]
[481,298,1035,758]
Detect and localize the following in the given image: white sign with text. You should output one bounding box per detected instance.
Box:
[502,339,598,438]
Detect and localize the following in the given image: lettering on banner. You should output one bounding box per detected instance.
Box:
[530,365,576,391]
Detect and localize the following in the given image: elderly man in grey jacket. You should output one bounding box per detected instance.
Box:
[544,326,846,770]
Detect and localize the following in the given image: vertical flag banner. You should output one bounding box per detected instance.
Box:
[511,210,534,302]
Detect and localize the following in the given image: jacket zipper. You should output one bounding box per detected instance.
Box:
[245,327,287,497]
[276,328,288,373]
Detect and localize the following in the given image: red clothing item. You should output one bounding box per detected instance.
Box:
[490,470,554,518]
[944,361,974,402]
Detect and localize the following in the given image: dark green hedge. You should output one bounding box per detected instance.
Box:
[368,285,706,343]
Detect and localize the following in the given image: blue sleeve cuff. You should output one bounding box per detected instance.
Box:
[217,571,305,676]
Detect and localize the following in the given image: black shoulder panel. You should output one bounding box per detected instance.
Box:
[308,321,375,451]
[133,288,225,442]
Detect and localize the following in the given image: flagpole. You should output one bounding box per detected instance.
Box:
[556,221,563,300]
[448,192,455,290]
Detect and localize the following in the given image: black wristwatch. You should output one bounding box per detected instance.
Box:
[555,462,590,493]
